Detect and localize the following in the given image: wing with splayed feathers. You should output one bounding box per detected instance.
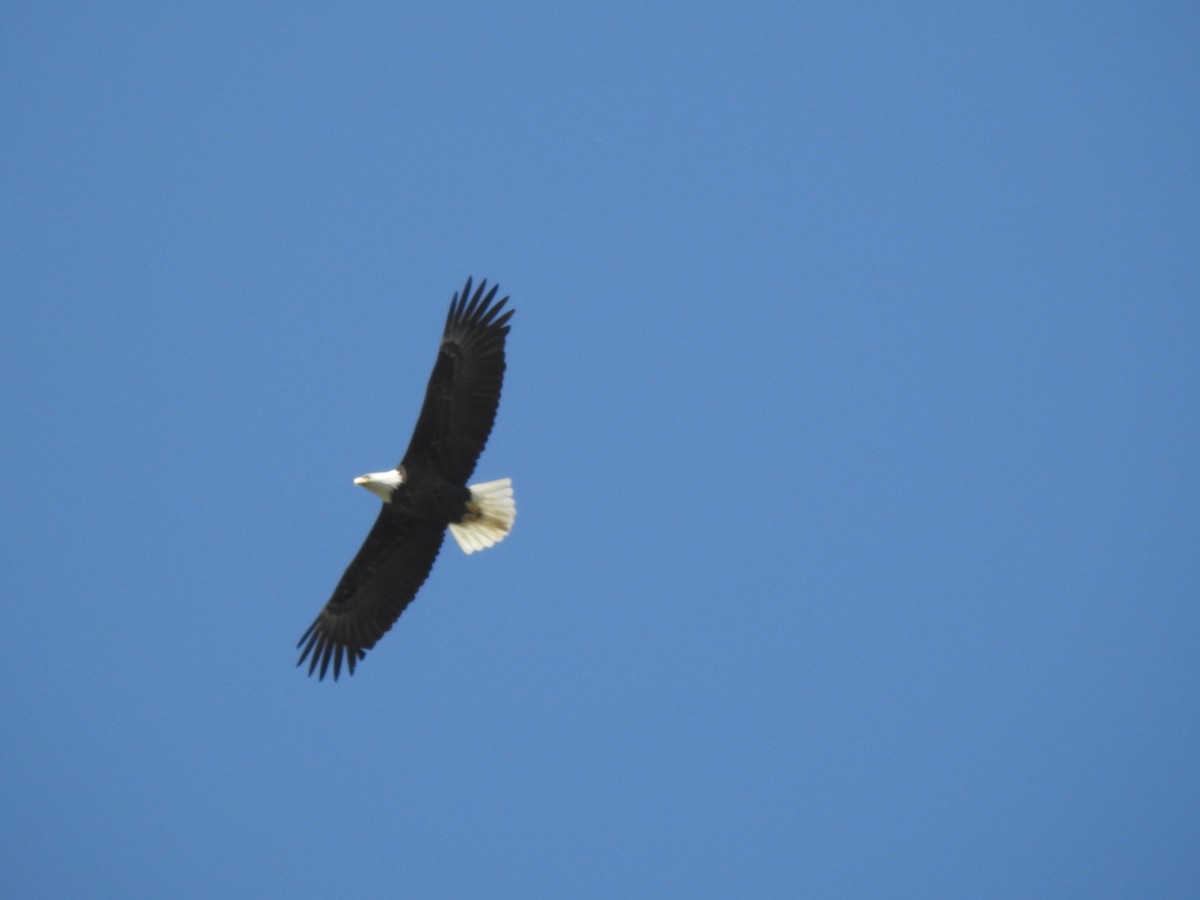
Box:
[401,277,513,484]
[296,508,446,680]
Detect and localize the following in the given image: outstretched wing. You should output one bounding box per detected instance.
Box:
[401,277,514,484]
[296,509,446,680]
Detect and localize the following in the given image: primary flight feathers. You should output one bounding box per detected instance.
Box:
[296,278,515,680]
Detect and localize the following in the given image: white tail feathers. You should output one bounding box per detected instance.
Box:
[449,478,515,555]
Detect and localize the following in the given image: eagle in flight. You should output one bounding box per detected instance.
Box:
[297,278,515,680]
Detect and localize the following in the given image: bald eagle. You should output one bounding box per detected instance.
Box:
[297,278,515,680]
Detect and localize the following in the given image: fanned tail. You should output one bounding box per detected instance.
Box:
[448,478,515,554]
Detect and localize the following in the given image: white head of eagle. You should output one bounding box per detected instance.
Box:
[353,465,406,502]
[296,277,517,681]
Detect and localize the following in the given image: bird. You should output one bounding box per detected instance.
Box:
[296,277,516,680]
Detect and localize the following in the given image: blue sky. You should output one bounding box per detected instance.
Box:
[2,3,1197,896]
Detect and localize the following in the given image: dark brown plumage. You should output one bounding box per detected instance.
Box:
[296,278,514,680]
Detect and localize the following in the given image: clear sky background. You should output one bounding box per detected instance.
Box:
[2,3,1197,897]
